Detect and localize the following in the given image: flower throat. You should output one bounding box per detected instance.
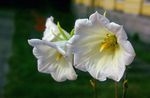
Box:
[100,33,118,52]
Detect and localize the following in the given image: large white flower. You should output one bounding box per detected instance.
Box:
[69,12,135,82]
[28,17,77,82]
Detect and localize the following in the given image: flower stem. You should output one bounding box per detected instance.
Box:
[90,79,98,98]
[115,81,118,98]
[122,69,128,98]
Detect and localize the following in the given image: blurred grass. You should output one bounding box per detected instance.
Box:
[4,9,150,98]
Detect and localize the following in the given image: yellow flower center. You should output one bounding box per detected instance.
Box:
[100,33,118,52]
[56,53,62,61]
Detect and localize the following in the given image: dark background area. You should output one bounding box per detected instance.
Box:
[0,0,71,11]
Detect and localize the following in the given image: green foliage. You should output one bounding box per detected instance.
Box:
[57,22,69,40]
[70,28,75,37]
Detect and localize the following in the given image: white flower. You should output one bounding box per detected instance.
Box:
[28,17,77,82]
[69,12,135,82]
[42,16,70,41]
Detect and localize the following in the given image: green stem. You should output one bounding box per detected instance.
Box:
[90,79,98,98]
[122,69,128,98]
[115,82,118,98]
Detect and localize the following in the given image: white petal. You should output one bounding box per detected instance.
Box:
[88,40,135,82]
[89,11,110,26]
[75,14,108,37]
[99,53,125,81]
[42,16,60,41]
[28,39,58,73]
[67,35,80,49]
[29,39,67,55]
[75,19,91,34]
[118,40,136,65]
[107,22,128,40]
[45,16,54,28]
[28,39,56,48]
[74,25,105,41]
[51,58,77,82]
[28,39,77,82]
[65,43,73,62]
[50,42,77,82]
[53,41,67,55]
[74,43,101,72]
[85,50,126,82]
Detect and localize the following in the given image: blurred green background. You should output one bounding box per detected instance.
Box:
[0,0,150,98]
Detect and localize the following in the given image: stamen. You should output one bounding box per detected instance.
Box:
[100,33,118,52]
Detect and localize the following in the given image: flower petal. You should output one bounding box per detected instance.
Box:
[89,11,110,26]
[28,39,58,73]
[65,43,73,63]
[52,41,67,55]
[75,19,107,38]
[98,52,125,81]
[42,16,60,41]
[83,39,135,82]
[51,58,77,82]
[74,43,101,72]
[28,39,77,82]
[118,40,136,65]
[107,22,128,40]
[84,49,126,82]
[28,39,56,48]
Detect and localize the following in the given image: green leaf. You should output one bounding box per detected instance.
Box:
[57,22,68,40]
[70,28,74,37]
